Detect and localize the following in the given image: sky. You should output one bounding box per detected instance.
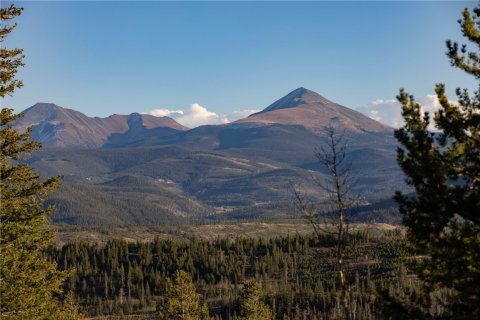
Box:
[2,1,477,128]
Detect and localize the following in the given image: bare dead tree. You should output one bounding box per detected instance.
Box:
[293,125,357,307]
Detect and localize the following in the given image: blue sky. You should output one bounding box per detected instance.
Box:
[2,1,477,127]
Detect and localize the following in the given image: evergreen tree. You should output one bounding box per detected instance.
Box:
[0,4,79,319]
[238,281,272,320]
[157,270,211,320]
[393,2,480,318]
[0,4,24,95]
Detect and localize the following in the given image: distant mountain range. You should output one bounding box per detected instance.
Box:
[16,88,406,225]
[15,103,187,148]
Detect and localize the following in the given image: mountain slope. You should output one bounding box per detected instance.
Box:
[15,103,187,148]
[30,144,406,224]
[237,87,392,134]
[131,88,397,163]
[21,88,407,225]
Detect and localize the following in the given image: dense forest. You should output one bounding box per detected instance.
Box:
[47,230,413,319]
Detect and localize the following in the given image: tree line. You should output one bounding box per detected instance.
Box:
[46,231,411,319]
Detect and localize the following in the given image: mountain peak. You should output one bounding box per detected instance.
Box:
[30,102,61,108]
[25,102,62,113]
[237,87,392,133]
[18,103,66,125]
[290,86,308,94]
[251,87,331,116]
[290,86,309,95]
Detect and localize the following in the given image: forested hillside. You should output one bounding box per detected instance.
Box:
[48,230,412,319]
[29,143,404,225]
[15,87,407,225]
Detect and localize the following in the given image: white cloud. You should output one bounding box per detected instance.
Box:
[418,94,442,116]
[370,99,397,106]
[142,104,260,128]
[356,94,457,130]
[177,103,229,128]
[356,99,403,128]
[145,109,183,117]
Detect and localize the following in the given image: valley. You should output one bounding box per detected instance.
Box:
[55,221,399,245]
[19,88,407,226]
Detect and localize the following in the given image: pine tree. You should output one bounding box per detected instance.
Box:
[238,281,272,320]
[393,2,480,318]
[157,270,211,320]
[0,4,24,95]
[0,4,79,319]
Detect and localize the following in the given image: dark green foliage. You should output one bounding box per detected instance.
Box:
[0,4,80,319]
[0,4,24,97]
[157,270,211,320]
[47,231,411,319]
[0,109,79,320]
[393,3,480,318]
[238,281,272,320]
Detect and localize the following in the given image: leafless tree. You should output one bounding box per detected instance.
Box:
[293,125,357,304]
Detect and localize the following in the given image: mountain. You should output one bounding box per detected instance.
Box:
[131,88,397,164]
[14,103,187,148]
[19,89,407,225]
[236,87,392,134]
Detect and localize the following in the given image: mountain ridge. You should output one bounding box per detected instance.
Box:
[16,88,393,149]
[14,103,188,148]
[17,89,405,225]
